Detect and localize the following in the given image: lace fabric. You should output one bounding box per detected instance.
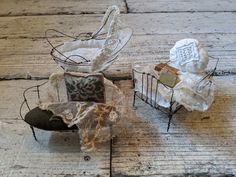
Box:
[170,39,209,74]
[38,72,128,151]
[51,5,132,73]
[133,64,215,112]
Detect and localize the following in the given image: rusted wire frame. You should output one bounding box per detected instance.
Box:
[19,72,112,141]
[45,29,91,65]
[131,55,220,131]
[19,81,48,141]
[20,73,105,120]
[132,68,182,131]
[198,55,220,82]
[46,31,124,71]
[45,8,120,70]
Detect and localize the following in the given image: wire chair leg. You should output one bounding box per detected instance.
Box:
[30,126,38,142]
[167,114,172,132]
[133,91,136,107]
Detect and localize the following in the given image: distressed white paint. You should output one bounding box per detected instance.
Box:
[0,0,126,16]
[127,0,236,13]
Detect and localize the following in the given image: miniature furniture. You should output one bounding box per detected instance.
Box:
[132,39,217,131]
[132,68,183,131]
[20,72,124,143]
[20,6,132,146]
[46,5,132,73]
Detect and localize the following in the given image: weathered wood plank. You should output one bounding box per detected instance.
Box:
[0,80,47,119]
[1,12,235,79]
[0,120,110,177]
[1,76,236,176]
[0,0,126,16]
[0,12,236,39]
[0,33,236,79]
[0,80,111,177]
[112,76,236,176]
[1,0,236,176]
[127,0,236,13]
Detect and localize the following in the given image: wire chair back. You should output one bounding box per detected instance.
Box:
[45,5,132,72]
[20,81,49,140]
[132,69,178,112]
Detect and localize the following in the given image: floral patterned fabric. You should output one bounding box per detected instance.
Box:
[37,72,128,151]
[64,73,105,103]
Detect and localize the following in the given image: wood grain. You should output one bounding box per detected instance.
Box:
[1,77,236,176]
[112,77,236,176]
[0,12,235,79]
[0,80,111,177]
[0,33,236,79]
[0,120,110,177]
[1,0,236,176]
[127,0,236,13]
[0,0,126,16]
[0,12,236,39]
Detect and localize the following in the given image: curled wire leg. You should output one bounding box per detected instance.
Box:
[133,91,136,107]
[167,114,172,132]
[30,126,38,142]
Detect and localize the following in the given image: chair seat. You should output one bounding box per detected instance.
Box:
[24,107,78,131]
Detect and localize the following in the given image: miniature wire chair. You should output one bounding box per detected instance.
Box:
[45,5,132,73]
[132,56,219,131]
[20,81,51,141]
[132,69,183,132]
[20,6,132,142]
[19,72,126,142]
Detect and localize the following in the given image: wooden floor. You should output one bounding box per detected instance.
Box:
[0,1,236,176]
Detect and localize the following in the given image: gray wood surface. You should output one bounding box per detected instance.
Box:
[1,77,236,176]
[127,0,236,13]
[1,0,236,176]
[113,77,236,176]
[0,0,126,16]
[0,120,110,177]
[0,80,110,177]
[0,13,236,79]
[0,33,236,79]
[1,12,236,39]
